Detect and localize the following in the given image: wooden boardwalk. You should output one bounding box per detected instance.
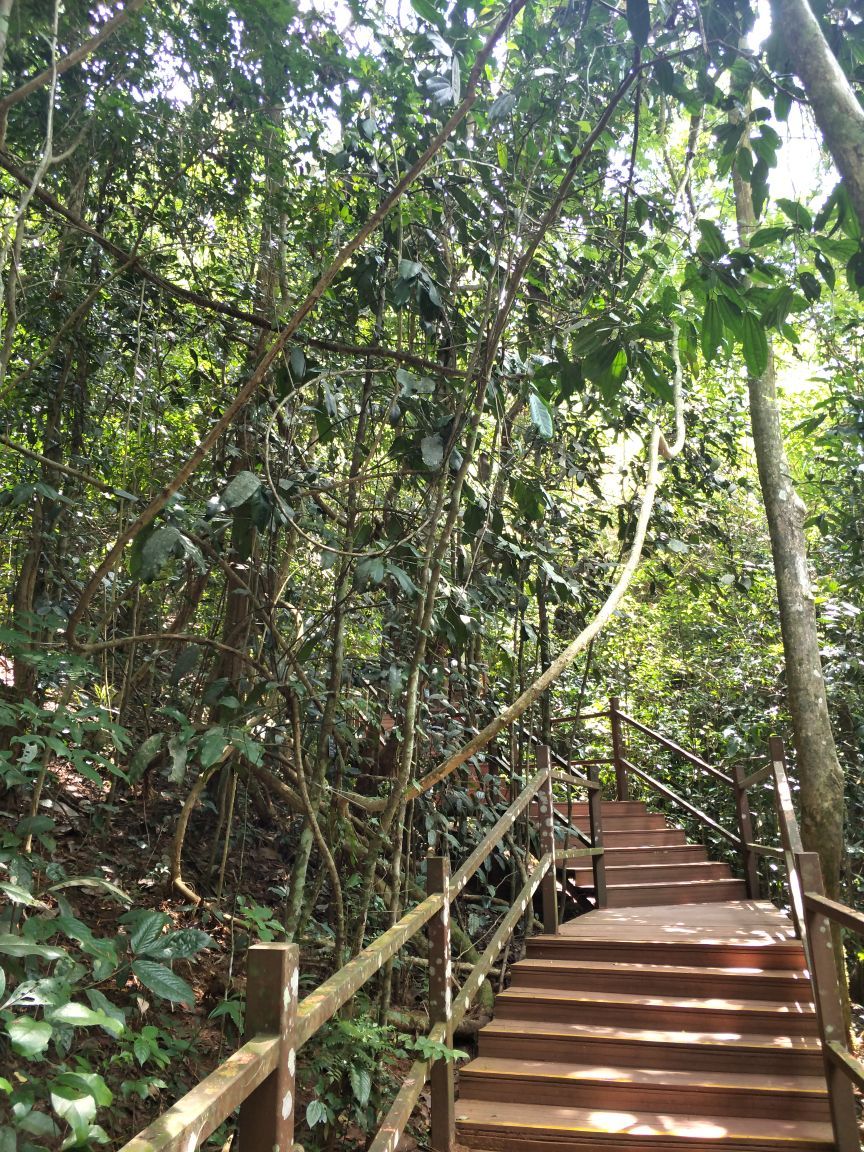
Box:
[454,801,836,1151]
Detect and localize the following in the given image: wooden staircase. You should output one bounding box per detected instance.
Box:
[454,799,836,1151]
[557,799,748,907]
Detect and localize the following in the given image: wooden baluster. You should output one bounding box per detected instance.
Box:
[588,765,607,909]
[609,696,628,801]
[239,943,298,1152]
[796,852,859,1152]
[733,765,760,899]
[537,746,558,934]
[427,856,454,1152]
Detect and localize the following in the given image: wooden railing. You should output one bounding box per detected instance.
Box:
[738,737,863,1152]
[118,745,605,1152]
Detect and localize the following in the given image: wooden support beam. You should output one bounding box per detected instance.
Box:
[427,857,455,1152]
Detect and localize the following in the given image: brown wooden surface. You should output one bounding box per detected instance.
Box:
[427,857,454,1152]
[239,943,297,1152]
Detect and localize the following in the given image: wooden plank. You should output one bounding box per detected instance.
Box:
[550,711,609,724]
[748,842,784,859]
[556,845,603,860]
[616,710,734,786]
[621,759,740,844]
[734,764,760,898]
[609,696,628,800]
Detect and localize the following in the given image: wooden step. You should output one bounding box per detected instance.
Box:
[556,812,670,830]
[493,986,819,1034]
[528,934,806,970]
[507,958,813,1002]
[554,800,650,817]
[566,861,733,886]
[476,1017,825,1075]
[599,844,711,865]
[454,1098,834,1151]
[458,1058,830,1121]
[599,828,689,847]
[603,877,748,907]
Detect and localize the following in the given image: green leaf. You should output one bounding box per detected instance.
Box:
[488,91,516,124]
[776,198,812,231]
[697,218,728,258]
[748,226,788,248]
[220,471,261,510]
[131,960,195,1004]
[128,733,164,783]
[130,912,170,955]
[136,526,184,583]
[741,313,769,377]
[306,1098,329,1127]
[0,882,41,907]
[350,1065,372,1106]
[48,1002,124,1038]
[7,1016,53,1057]
[421,434,444,469]
[700,298,723,362]
[625,0,650,45]
[145,928,212,961]
[0,934,67,961]
[528,392,554,439]
[198,726,228,768]
[666,538,689,554]
[410,0,443,26]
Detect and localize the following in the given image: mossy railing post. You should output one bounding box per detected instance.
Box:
[795,851,859,1152]
[588,765,607,908]
[733,764,760,898]
[609,696,628,800]
[238,942,298,1152]
[537,746,558,934]
[427,856,454,1152]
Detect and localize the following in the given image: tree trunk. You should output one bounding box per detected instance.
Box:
[770,0,864,226]
[732,164,846,904]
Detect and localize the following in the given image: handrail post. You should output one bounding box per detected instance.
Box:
[427,856,455,1152]
[796,852,859,1152]
[609,697,628,800]
[239,942,298,1152]
[537,746,558,934]
[769,736,805,937]
[588,765,606,908]
[733,765,760,898]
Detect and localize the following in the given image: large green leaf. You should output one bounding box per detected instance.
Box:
[701,298,723,362]
[7,1016,53,1057]
[528,392,554,439]
[741,313,770,378]
[0,935,66,961]
[625,0,650,45]
[48,1002,124,1037]
[220,470,261,510]
[132,960,195,1004]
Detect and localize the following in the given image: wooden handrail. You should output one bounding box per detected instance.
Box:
[803,891,864,937]
[119,1035,281,1152]
[745,842,784,859]
[550,709,609,724]
[621,759,740,845]
[118,749,563,1152]
[616,710,734,787]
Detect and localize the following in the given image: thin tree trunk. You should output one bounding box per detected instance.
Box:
[733,158,847,906]
[770,0,864,226]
